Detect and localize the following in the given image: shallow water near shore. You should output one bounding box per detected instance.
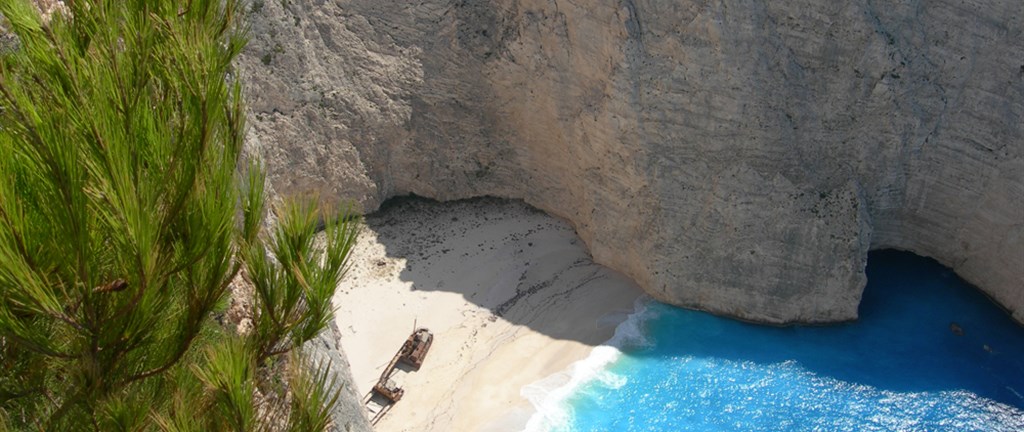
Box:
[525,250,1024,431]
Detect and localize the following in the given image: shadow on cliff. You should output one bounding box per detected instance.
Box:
[361,195,642,347]
[617,250,1024,409]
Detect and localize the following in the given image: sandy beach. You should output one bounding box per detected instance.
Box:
[332,197,641,431]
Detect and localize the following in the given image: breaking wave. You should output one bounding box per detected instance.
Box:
[521,297,655,432]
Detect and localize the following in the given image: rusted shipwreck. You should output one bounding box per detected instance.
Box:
[364,328,434,425]
[400,328,433,370]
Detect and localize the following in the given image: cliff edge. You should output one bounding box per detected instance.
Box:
[237,0,1023,324]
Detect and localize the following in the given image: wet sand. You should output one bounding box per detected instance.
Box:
[332,198,641,431]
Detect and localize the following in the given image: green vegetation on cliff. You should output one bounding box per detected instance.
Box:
[0,1,357,430]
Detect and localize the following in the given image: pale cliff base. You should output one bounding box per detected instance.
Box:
[332,198,640,432]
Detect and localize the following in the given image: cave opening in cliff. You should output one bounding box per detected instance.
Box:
[860,249,1020,324]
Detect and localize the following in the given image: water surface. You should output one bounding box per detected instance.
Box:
[533,250,1024,431]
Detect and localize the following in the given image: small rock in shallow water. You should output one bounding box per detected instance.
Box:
[950,322,964,336]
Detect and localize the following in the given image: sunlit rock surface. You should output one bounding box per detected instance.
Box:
[237,0,1023,324]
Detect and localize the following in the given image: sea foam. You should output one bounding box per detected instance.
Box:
[521,297,654,432]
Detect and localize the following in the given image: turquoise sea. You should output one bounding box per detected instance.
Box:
[524,251,1024,431]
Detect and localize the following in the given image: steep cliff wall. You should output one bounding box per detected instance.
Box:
[237,0,1023,324]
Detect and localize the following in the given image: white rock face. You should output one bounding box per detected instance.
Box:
[237,0,1023,324]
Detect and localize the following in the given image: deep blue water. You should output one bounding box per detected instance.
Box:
[560,251,1024,431]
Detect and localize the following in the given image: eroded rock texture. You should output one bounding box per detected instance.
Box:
[237,0,1023,324]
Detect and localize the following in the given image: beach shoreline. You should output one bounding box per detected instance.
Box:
[331,198,641,431]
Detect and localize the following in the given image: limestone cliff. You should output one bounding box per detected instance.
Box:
[237,0,1023,324]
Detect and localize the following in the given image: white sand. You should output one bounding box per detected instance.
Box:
[332,198,641,431]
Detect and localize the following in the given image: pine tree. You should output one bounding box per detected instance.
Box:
[0,1,359,430]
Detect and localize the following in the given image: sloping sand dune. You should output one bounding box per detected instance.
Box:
[333,198,640,431]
